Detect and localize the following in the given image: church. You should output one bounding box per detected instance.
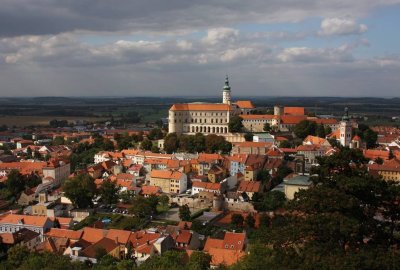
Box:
[168,77,255,137]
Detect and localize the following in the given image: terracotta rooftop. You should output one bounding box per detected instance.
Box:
[170,103,232,111]
[235,100,255,109]
[150,170,183,180]
[284,107,305,116]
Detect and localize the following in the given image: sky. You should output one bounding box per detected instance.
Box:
[0,0,400,97]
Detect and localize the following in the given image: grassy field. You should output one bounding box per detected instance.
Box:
[0,116,110,127]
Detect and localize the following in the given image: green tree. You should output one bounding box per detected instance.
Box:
[164,133,179,154]
[53,136,65,146]
[231,213,244,228]
[244,133,253,142]
[63,174,97,208]
[188,251,212,270]
[6,245,30,268]
[119,190,135,204]
[279,140,291,148]
[99,179,121,205]
[129,196,155,218]
[5,170,25,198]
[316,124,326,138]
[294,120,317,139]
[26,146,32,157]
[179,204,191,221]
[258,191,286,211]
[229,116,244,133]
[364,128,378,149]
[245,214,256,229]
[148,128,164,140]
[140,138,153,151]
[263,122,271,132]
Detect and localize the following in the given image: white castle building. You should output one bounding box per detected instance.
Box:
[168,77,255,136]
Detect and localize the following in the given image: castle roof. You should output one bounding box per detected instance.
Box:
[170,103,232,111]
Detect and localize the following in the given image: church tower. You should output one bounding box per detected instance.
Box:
[222,76,231,105]
[339,107,352,147]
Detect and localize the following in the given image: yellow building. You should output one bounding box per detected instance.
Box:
[368,158,400,181]
[149,170,187,194]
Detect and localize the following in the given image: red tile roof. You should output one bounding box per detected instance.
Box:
[236,100,255,109]
[237,181,261,193]
[150,170,183,180]
[170,104,232,111]
[284,107,305,115]
[0,214,50,227]
[45,228,83,240]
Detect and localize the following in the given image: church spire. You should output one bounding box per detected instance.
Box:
[342,107,350,121]
[223,75,231,91]
[222,75,231,105]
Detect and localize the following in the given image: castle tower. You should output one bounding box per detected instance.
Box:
[222,76,231,105]
[339,107,352,147]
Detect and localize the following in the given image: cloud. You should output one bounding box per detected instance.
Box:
[318,17,368,36]
[276,44,354,63]
[0,0,398,37]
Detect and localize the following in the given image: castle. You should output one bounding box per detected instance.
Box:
[168,77,255,137]
[168,77,341,141]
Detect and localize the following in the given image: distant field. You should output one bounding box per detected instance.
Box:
[0,116,110,127]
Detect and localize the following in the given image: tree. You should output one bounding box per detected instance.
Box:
[129,196,155,218]
[279,140,291,148]
[179,204,191,221]
[119,190,135,204]
[140,138,153,151]
[26,146,32,157]
[188,251,212,270]
[53,136,65,146]
[294,120,317,139]
[244,133,253,142]
[229,116,244,133]
[316,124,326,138]
[256,169,270,183]
[148,128,164,140]
[245,214,256,229]
[151,145,160,153]
[99,179,121,205]
[364,128,378,149]
[263,123,271,132]
[231,213,244,228]
[5,170,25,198]
[6,245,30,268]
[155,119,164,128]
[63,174,97,208]
[164,133,179,154]
[259,191,286,211]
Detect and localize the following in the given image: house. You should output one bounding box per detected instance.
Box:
[207,165,226,183]
[0,213,54,236]
[140,186,162,197]
[303,135,331,147]
[149,170,187,194]
[296,145,327,171]
[283,174,312,200]
[165,225,201,250]
[191,182,223,196]
[17,188,36,206]
[232,141,273,155]
[368,158,400,181]
[237,181,262,200]
[42,158,71,186]
[0,228,41,251]
[71,237,122,263]
[204,232,247,267]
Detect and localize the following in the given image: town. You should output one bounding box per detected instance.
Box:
[0,78,399,269]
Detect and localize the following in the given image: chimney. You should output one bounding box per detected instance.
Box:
[115,237,119,245]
